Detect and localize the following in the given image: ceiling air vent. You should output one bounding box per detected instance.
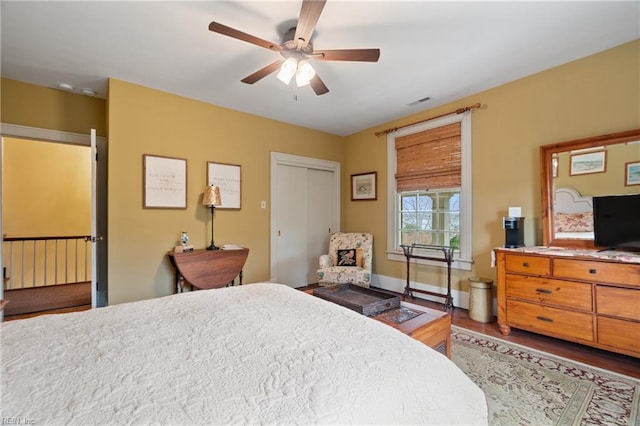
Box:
[408,96,431,107]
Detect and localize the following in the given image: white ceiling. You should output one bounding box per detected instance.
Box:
[1,1,638,136]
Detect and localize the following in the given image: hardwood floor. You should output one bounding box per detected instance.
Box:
[2,282,91,321]
[302,284,640,379]
[4,305,91,321]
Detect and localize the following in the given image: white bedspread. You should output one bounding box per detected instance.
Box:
[1,283,487,425]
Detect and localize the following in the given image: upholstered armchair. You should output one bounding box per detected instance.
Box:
[317,232,373,288]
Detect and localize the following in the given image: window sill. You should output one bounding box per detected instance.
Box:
[386,250,473,271]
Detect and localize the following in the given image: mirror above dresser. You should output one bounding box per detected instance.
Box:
[540,128,640,249]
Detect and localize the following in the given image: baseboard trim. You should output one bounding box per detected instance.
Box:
[371,273,472,310]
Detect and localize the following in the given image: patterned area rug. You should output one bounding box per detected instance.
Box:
[451,326,640,426]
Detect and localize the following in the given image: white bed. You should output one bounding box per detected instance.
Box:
[1,283,487,425]
[554,186,594,239]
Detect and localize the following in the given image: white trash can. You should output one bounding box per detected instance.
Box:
[468,277,494,323]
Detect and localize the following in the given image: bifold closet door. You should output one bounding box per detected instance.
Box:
[307,168,333,284]
[273,164,334,287]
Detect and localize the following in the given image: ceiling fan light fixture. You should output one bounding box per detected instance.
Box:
[295,60,316,87]
[209,0,380,95]
[277,57,297,85]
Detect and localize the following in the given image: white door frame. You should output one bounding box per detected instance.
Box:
[270,152,340,283]
[0,122,108,307]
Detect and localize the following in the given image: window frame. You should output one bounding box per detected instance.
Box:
[386,112,473,271]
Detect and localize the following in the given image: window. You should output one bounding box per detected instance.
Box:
[386,113,472,270]
[399,189,460,248]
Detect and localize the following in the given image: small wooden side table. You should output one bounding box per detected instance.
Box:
[167,248,249,292]
[304,288,451,358]
[373,301,451,358]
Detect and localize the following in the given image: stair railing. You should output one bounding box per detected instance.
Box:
[2,235,92,289]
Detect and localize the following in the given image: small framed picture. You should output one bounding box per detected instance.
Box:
[351,172,377,201]
[570,151,606,176]
[625,161,640,186]
[207,162,241,209]
[143,154,187,209]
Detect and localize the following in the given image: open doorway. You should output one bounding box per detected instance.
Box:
[1,125,107,319]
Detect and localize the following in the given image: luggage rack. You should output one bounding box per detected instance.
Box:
[400,243,455,311]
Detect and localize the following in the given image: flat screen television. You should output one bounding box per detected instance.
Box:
[593,194,640,250]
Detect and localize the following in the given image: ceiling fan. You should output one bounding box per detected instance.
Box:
[208,0,380,95]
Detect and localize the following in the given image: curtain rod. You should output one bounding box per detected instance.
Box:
[374,102,482,137]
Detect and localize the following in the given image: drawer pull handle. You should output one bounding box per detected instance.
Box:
[589,268,596,274]
[536,288,552,294]
[536,316,554,323]
[523,262,529,267]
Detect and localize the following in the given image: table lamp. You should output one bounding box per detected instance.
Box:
[202,185,222,250]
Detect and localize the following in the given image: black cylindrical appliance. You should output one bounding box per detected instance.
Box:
[503,217,525,248]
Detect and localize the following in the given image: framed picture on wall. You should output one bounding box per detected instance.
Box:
[351,171,377,201]
[143,154,187,209]
[570,151,606,176]
[625,161,640,186]
[207,162,241,209]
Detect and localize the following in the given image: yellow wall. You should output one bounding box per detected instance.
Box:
[1,78,106,136]
[343,40,640,292]
[107,79,343,304]
[2,137,91,236]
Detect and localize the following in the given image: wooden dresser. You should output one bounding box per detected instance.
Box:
[494,247,640,358]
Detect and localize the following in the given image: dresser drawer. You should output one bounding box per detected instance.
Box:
[506,300,594,342]
[596,286,640,321]
[553,258,640,287]
[506,274,592,311]
[505,254,550,276]
[597,316,640,355]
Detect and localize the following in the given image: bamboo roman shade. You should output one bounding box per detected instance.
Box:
[395,122,461,191]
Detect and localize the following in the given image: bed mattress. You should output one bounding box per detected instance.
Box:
[1,283,487,425]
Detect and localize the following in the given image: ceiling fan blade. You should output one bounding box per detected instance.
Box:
[310,74,329,96]
[314,49,380,62]
[294,0,327,49]
[209,22,282,52]
[241,60,285,84]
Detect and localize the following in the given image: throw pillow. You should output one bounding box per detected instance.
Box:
[554,211,594,233]
[337,249,357,266]
[336,248,363,267]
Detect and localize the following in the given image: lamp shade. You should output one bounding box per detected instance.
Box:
[202,185,222,207]
[276,57,297,85]
[295,60,316,87]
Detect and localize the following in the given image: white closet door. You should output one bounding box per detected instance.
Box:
[274,164,309,286]
[307,168,334,284]
[271,153,340,287]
